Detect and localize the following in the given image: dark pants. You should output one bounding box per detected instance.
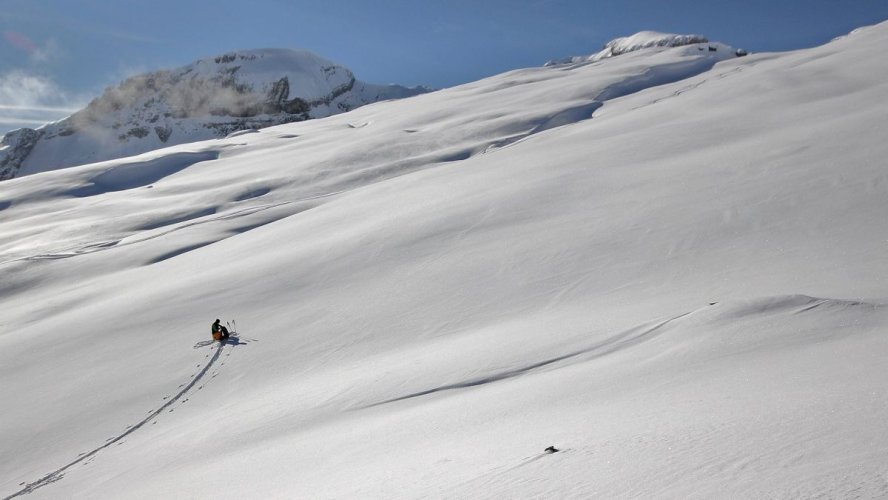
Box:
[213,326,230,341]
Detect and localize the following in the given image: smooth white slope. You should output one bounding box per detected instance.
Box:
[1,24,888,499]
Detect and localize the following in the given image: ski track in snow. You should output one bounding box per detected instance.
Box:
[2,340,234,500]
[636,59,759,109]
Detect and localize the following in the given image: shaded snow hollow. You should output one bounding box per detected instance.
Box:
[2,21,888,500]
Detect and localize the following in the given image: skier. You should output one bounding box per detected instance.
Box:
[211,319,230,342]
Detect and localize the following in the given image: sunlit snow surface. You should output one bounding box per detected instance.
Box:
[2,24,888,499]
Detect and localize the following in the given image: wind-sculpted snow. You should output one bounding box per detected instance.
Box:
[3,21,888,499]
[361,311,694,408]
[0,42,738,273]
[66,151,220,197]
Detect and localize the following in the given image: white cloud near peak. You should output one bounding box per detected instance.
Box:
[0,70,86,134]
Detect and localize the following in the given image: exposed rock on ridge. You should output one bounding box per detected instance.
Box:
[0,128,43,180]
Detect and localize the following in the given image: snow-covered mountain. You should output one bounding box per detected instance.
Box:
[3,25,888,499]
[0,49,429,180]
[545,31,740,66]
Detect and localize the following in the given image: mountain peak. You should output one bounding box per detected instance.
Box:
[545,31,720,67]
[598,31,709,58]
[0,48,430,180]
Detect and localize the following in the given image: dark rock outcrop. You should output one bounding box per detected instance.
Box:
[0,128,43,180]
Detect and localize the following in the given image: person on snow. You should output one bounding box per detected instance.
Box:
[211,319,230,341]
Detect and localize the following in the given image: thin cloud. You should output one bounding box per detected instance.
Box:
[0,71,77,106]
[4,31,38,53]
[0,104,81,113]
[98,28,163,45]
[0,116,54,126]
[0,71,85,133]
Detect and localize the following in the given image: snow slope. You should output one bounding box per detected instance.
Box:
[2,25,888,499]
[0,49,429,180]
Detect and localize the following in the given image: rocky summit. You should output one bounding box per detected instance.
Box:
[0,49,429,180]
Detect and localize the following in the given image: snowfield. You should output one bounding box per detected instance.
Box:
[2,23,888,499]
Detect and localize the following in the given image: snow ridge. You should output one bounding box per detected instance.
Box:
[546,31,713,66]
[600,31,709,58]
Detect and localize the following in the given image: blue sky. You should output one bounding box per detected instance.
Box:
[2,0,888,134]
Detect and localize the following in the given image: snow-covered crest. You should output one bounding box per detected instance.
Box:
[546,30,717,66]
[599,31,709,57]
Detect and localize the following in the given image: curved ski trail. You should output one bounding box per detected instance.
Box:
[3,341,231,500]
